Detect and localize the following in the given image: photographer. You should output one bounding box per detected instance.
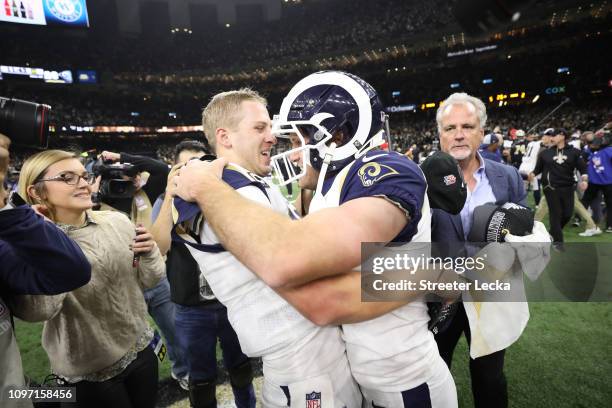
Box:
[96,151,169,228]
[12,150,165,408]
[94,150,189,387]
[1,134,91,408]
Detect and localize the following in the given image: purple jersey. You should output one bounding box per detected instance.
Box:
[320,149,427,242]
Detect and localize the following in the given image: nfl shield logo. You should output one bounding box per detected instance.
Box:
[443,174,456,186]
[306,391,321,408]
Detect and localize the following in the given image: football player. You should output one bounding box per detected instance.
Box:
[175,72,458,407]
[172,89,362,408]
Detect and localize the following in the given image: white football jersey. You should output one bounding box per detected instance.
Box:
[185,164,347,385]
[310,156,444,392]
[518,140,542,176]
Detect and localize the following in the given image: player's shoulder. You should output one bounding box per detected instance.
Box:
[339,149,426,203]
[350,149,424,185]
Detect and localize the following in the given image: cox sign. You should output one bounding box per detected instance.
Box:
[545,86,566,94]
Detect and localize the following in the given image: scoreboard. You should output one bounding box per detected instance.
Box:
[1,0,89,27]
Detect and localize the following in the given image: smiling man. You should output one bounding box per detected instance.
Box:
[174,88,362,407]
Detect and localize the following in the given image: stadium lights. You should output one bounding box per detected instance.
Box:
[498,100,504,107]
[225,23,231,28]
[532,95,540,103]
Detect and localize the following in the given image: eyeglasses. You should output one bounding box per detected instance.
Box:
[37,172,96,186]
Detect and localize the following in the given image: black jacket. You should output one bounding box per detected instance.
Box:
[533,145,586,188]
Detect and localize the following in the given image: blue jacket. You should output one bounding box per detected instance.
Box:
[587,146,612,186]
[0,206,91,297]
[432,159,527,242]
[431,159,530,358]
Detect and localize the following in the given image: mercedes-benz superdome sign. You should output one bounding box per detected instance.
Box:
[1,0,89,27]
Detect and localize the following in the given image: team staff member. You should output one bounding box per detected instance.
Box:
[529,128,588,244]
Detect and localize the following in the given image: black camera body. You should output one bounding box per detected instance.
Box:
[92,159,139,200]
[0,97,51,147]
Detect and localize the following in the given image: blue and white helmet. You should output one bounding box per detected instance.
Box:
[271,71,386,185]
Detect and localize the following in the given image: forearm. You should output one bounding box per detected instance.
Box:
[150,194,173,255]
[137,245,166,289]
[9,293,66,322]
[194,176,364,288]
[0,208,91,294]
[277,271,409,325]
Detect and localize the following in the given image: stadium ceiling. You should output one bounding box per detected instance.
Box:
[117,0,282,34]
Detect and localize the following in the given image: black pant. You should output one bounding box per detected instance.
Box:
[434,303,508,408]
[543,185,575,242]
[61,347,158,408]
[581,183,612,229]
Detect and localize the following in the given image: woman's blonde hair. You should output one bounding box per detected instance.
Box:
[18,150,79,221]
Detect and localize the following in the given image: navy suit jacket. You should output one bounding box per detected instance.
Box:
[431,159,527,243]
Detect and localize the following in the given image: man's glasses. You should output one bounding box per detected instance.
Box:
[37,172,96,186]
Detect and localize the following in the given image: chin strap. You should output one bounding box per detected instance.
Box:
[314,142,337,198]
[354,129,386,159]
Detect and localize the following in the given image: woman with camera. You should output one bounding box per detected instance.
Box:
[11,150,166,408]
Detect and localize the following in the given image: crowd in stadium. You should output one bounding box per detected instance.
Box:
[1,0,454,74]
[1,0,611,407]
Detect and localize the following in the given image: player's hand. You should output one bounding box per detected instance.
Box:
[165,162,183,197]
[577,181,588,192]
[100,151,120,162]
[527,172,535,182]
[174,158,228,202]
[132,225,157,255]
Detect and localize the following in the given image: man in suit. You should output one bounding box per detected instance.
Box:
[431,93,527,408]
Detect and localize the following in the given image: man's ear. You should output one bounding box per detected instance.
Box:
[216,128,231,148]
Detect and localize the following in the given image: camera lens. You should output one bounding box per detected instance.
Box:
[0,97,52,147]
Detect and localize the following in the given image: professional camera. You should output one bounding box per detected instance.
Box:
[0,97,51,147]
[91,159,139,200]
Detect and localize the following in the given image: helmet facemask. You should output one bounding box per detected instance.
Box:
[271,71,386,186]
[270,119,333,186]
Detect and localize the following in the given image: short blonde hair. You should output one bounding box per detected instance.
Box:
[202,88,267,152]
[18,150,78,221]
